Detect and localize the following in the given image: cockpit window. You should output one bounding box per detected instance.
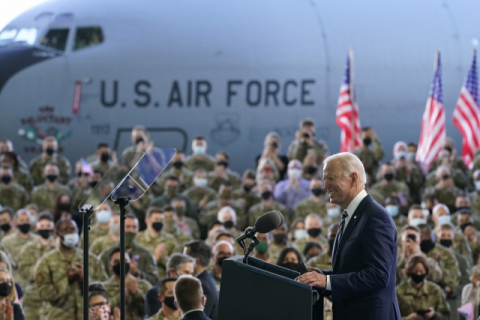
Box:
[0,28,37,45]
[40,28,69,51]
[74,27,103,51]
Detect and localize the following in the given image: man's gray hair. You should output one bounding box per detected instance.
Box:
[323,152,366,184]
[166,253,196,273]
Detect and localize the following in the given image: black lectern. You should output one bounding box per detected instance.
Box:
[218,256,324,320]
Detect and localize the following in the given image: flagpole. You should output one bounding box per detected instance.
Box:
[349,48,355,151]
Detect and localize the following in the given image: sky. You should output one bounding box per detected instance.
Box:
[0,0,49,31]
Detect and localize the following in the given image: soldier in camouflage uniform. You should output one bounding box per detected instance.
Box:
[120,125,155,168]
[470,170,480,218]
[384,196,408,235]
[29,137,71,186]
[287,118,329,164]
[429,138,468,176]
[306,223,338,270]
[232,170,261,212]
[425,149,468,190]
[35,219,107,320]
[248,180,289,227]
[0,208,16,242]
[268,222,298,264]
[370,163,411,214]
[150,176,197,220]
[396,255,450,320]
[99,214,159,286]
[353,127,385,185]
[79,203,112,249]
[422,166,463,213]
[31,162,71,212]
[163,210,193,248]
[0,152,33,192]
[294,214,328,254]
[89,143,114,175]
[19,212,56,320]
[151,152,193,196]
[71,169,103,210]
[207,152,241,191]
[0,164,29,211]
[182,169,217,211]
[168,201,201,240]
[294,177,328,220]
[103,248,152,320]
[184,137,216,172]
[147,278,182,320]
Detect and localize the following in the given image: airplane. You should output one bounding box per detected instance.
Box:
[0,0,479,174]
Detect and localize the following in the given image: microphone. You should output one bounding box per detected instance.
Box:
[236,210,284,244]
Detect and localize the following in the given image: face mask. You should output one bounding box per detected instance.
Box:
[0,283,11,297]
[410,273,426,284]
[439,239,453,248]
[193,146,206,155]
[307,228,322,238]
[38,229,53,240]
[30,215,37,224]
[261,191,272,201]
[294,229,307,240]
[288,169,302,180]
[384,173,394,181]
[255,241,269,254]
[409,218,425,227]
[437,215,450,225]
[0,224,11,233]
[442,174,450,180]
[363,137,372,146]
[0,176,11,184]
[476,181,480,191]
[460,223,474,232]
[444,146,453,153]
[223,220,234,229]
[135,137,144,145]
[217,161,229,168]
[328,239,335,252]
[273,233,287,244]
[420,239,435,253]
[89,305,110,320]
[243,184,254,193]
[166,186,177,197]
[395,151,407,160]
[18,223,31,234]
[100,153,110,162]
[407,152,416,160]
[113,262,130,277]
[163,296,178,311]
[97,210,111,224]
[125,232,136,248]
[46,174,57,182]
[216,256,228,267]
[194,178,207,188]
[109,223,120,235]
[172,161,184,169]
[306,166,317,175]
[89,181,98,189]
[327,208,340,217]
[62,233,79,248]
[174,207,185,217]
[45,148,55,156]
[311,188,324,197]
[386,205,399,217]
[152,222,163,233]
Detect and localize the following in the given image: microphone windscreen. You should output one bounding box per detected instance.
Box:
[255,210,284,233]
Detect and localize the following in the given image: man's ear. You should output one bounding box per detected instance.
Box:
[201,295,207,307]
[158,294,165,303]
[174,300,178,309]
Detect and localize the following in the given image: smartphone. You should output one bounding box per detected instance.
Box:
[303,132,310,138]
[406,234,416,242]
[416,309,429,316]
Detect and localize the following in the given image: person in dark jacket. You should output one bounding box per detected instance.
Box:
[173,276,211,320]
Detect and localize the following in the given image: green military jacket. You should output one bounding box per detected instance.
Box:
[469,191,480,217]
[353,139,385,184]
[232,187,261,212]
[207,170,241,192]
[370,180,411,202]
[151,167,194,197]
[422,186,463,213]
[392,215,408,235]
[147,308,182,320]
[12,167,33,192]
[177,217,201,240]
[394,163,425,204]
[184,154,216,172]
[150,193,197,220]
[31,183,71,212]
[287,139,329,164]
[430,156,468,175]
[426,243,460,289]
[79,223,109,249]
[90,234,117,257]
[0,183,29,211]
[268,240,298,265]
[163,219,193,248]
[182,186,217,211]
[424,168,468,190]
[293,197,328,220]
[294,235,328,256]
[29,154,71,186]
[306,252,332,271]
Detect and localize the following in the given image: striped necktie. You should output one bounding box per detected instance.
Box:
[337,210,349,243]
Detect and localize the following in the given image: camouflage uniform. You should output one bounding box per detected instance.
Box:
[90,159,113,175]
[469,191,480,218]
[370,180,411,204]
[184,154,216,172]
[353,139,385,184]
[450,212,480,231]
[422,186,463,213]
[392,215,408,235]
[207,170,241,192]
[469,239,480,265]
[19,239,56,320]
[35,247,107,320]
[102,275,152,320]
[79,224,109,249]
[147,309,182,320]
[424,168,468,190]
[182,186,217,211]
[151,167,194,196]
[72,186,90,210]
[0,183,29,211]
[248,202,290,227]
[306,252,331,270]
[163,219,193,248]
[267,240,298,264]
[287,139,329,164]
[426,243,460,289]
[451,250,471,299]
[294,235,328,255]
[368,189,385,207]
[396,255,443,285]
[451,230,473,264]
[134,231,179,279]
[293,197,328,220]
[177,217,201,240]
[99,241,159,286]
[29,155,71,186]
[89,234,117,257]
[199,199,246,233]
[31,183,71,212]
[12,168,33,193]
[430,156,468,176]
[394,163,425,204]
[232,187,261,212]
[150,193,197,220]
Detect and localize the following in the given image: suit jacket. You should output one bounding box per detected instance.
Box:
[197,270,218,320]
[323,194,401,320]
[144,285,162,318]
[181,310,211,320]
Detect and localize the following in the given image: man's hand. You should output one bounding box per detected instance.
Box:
[126,275,139,295]
[405,313,421,320]
[464,225,478,243]
[110,307,120,320]
[296,272,326,288]
[67,265,80,283]
[75,262,83,282]
[129,259,139,276]
[425,307,435,319]
[153,243,166,261]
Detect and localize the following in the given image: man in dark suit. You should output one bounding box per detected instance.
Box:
[174,275,212,320]
[297,152,401,320]
[183,240,218,320]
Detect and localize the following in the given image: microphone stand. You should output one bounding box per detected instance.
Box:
[114,196,130,320]
[243,235,260,264]
[80,204,94,320]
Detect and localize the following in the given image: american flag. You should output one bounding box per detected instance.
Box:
[416,51,446,166]
[453,49,479,168]
[336,49,361,152]
[457,301,475,320]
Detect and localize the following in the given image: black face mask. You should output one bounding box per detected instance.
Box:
[0,283,11,297]
[163,296,178,311]
[172,161,184,169]
[439,239,453,248]
[363,137,372,146]
[307,228,322,238]
[89,181,98,189]
[261,191,272,201]
[223,220,234,229]
[460,223,473,232]
[46,174,57,182]
[0,224,11,233]
[328,239,335,252]
[420,239,435,253]
[1,176,11,184]
[217,161,229,168]
[279,262,298,270]
[38,229,53,240]
[384,173,394,181]
[152,222,163,233]
[216,256,228,268]
[410,273,426,284]
[112,262,130,277]
[18,224,31,234]
[100,153,110,162]
[45,148,55,156]
[135,138,144,145]
[243,184,255,193]
[444,146,453,153]
[311,188,324,197]
[442,174,450,180]
[273,233,287,244]
[306,166,317,175]
[77,171,82,177]
[59,203,70,211]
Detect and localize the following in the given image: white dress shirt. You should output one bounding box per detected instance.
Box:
[326,189,368,290]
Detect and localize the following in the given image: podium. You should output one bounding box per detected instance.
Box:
[218,256,324,320]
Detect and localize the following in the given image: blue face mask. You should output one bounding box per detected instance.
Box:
[409,218,426,227]
[386,205,399,217]
[475,181,480,191]
[437,215,451,225]
[294,229,307,240]
[96,210,111,224]
[327,208,340,217]
[62,233,79,248]
[193,146,206,155]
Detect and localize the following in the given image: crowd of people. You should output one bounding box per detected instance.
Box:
[1,118,480,320]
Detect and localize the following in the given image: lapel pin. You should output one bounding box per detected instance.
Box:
[354,216,357,219]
